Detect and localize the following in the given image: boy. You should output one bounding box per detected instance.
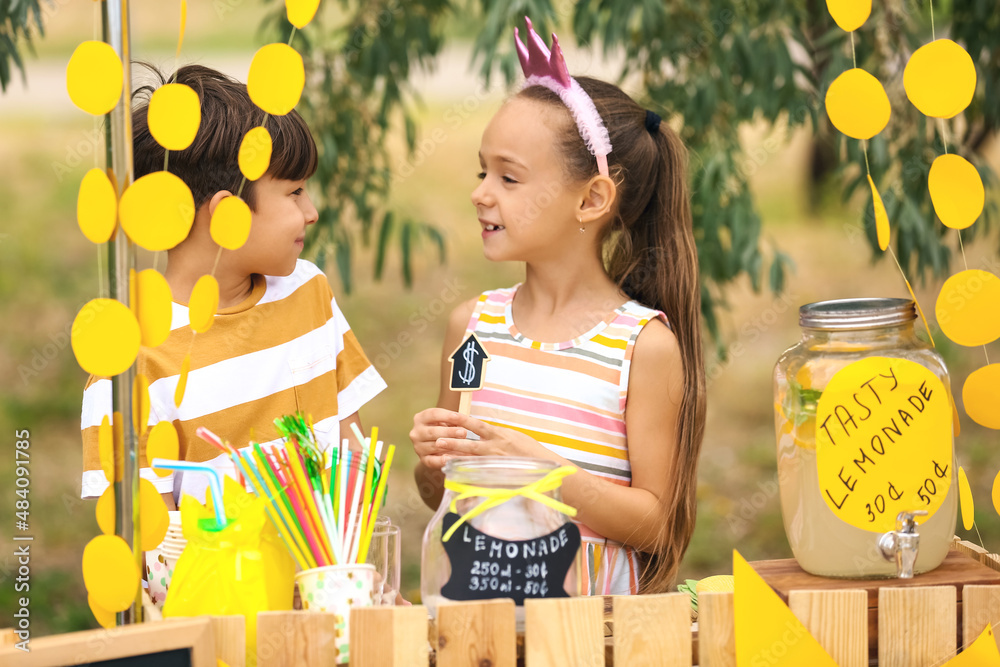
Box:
[81,65,386,507]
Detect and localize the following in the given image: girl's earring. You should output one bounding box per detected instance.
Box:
[578,216,585,234]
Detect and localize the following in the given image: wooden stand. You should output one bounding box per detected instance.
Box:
[751,548,1000,659]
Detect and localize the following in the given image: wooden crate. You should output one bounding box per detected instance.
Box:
[751,548,1000,661]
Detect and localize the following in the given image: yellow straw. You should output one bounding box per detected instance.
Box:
[359,443,376,554]
[358,445,395,563]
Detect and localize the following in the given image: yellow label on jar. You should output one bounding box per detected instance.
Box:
[815,356,952,533]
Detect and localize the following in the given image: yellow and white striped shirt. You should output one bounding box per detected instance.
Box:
[81,260,386,502]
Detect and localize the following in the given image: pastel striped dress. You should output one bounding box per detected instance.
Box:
[464,286,668,595]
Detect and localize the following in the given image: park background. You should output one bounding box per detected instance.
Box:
[1,0,998,636]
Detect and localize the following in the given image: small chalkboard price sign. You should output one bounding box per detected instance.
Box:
[440,512,582,605]
[0,617,215,667]
[448,333,490,415]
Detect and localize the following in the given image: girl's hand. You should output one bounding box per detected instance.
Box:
[410,407,469,470]
[430,411,544,460]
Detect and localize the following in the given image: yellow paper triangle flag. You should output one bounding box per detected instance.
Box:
[735,550,839,666]
[942,624,1000,666]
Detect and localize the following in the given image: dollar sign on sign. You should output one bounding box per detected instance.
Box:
[458,340,478,385]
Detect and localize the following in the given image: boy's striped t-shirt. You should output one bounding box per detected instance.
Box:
[80,259,386,502]
[464,286,668,595]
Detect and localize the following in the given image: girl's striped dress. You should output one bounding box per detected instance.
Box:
[464,286,668,595]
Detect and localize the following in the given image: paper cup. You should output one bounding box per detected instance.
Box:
[144,548,178,610]
[295,564,375,664]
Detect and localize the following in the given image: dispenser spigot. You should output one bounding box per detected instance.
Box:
[878,510,928,578]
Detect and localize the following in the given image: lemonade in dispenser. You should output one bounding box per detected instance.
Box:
[773,298,957,578]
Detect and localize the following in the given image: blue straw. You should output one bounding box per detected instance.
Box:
[151,458,227,529]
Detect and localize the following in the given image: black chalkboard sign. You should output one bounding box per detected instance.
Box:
[448,333,490,392]
[82,648,192,666]
[440,512,581,605]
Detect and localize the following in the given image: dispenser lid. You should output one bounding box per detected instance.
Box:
[799,298,916,330]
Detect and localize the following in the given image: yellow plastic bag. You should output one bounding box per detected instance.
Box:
[163,477,294,666]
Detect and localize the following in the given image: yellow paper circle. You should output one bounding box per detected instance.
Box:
[82,534,139,613]
[238,126,272,181]
[139,478,169,551]
[119,171,195,252]
[147,422,180,476]
[175,353,191,408]
[929,154,985,230]
[135,269,173,348]
[867,175,890,251]
[825,68,891,140]
[247,43,305,116]
[96,486,115,535]
[962,364,1000,429]
[826,0,871,32]
[71,299,141,377]
[189,275,220,334]
[88,593,116,630]
[904,39,976,119]
[148,83,201,151]
[210,196,252,250]
[133,374,150,438]
[286,0,321,28]
[66,41,123,116]
[935,270,1000,347]
[99,414,114,483]
[958,466,975,531]
[77,168,118,244]
[815,357,953,533]
[993,470,1000,519]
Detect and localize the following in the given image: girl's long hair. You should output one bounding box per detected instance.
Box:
[519,78,706,593]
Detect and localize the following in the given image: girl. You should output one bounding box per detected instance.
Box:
[410,19,705,595]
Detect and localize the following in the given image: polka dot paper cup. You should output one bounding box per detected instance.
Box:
[295,563,375,664]
[144,547,177,610]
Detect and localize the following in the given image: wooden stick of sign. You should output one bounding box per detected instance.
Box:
[449,333,490,415]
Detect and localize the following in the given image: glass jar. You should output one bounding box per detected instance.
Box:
[774,298,957,578]
[421,457,581,628]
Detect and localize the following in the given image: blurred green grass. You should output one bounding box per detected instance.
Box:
[3,10,1000,637]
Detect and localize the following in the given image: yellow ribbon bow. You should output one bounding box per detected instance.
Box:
[441,465,578,542]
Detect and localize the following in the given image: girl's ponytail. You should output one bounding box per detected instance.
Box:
[520,77,707,593]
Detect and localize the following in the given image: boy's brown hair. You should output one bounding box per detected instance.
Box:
[131,64,318,211]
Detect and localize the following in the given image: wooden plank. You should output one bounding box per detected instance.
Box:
[613,593,691,667]
[0,617,216,666]
[436,599,515,667]
[751,551,1000,604]
[524,597,604,667]
[257,611,338,667]
[954,540,990,561]
[212,615,246,667]
[878,586,956,667]
[698,592,735,667]
[962,585,1000,649]
[352,605,430,667]
[788,589,867,667]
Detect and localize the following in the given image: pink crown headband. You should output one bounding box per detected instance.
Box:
[515,17,612,177]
